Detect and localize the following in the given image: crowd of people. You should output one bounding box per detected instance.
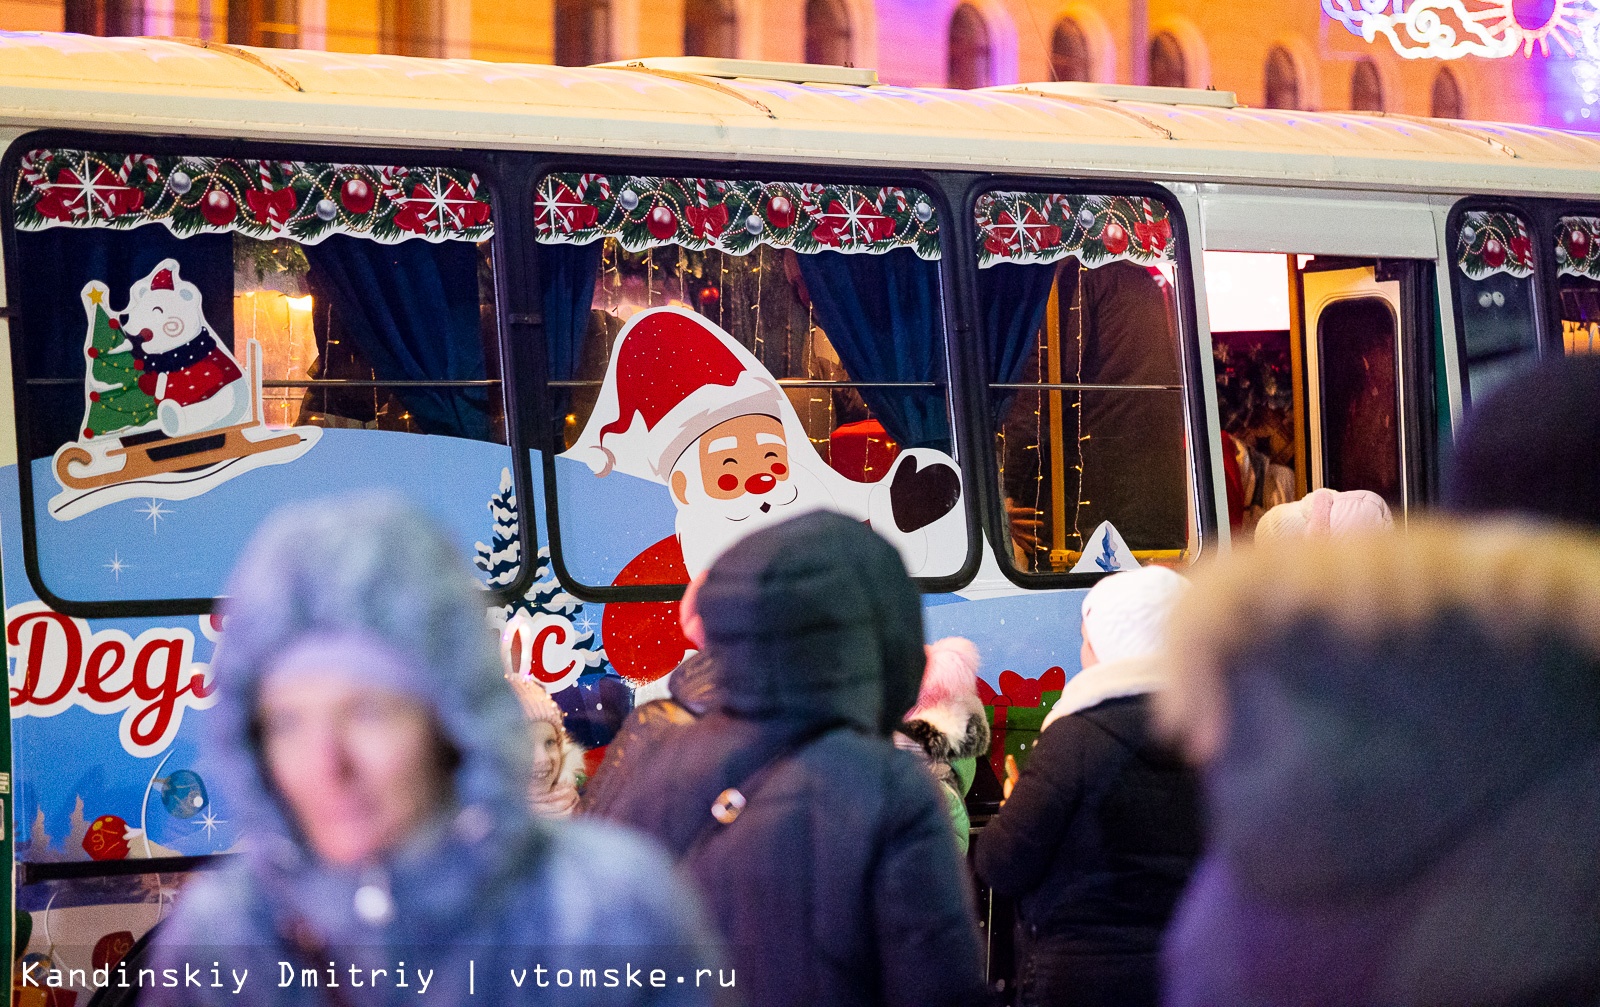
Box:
[136,355,1600,1006]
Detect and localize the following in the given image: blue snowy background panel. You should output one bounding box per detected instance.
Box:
[549,453,677,588]
[29,428,514,602]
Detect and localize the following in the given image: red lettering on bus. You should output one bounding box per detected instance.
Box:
[531,624,577,684]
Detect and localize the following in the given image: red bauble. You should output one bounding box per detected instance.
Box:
[1482,237,1507,270]
[83,814,131,861]
[340,177,376,216]
[1101,221,1129,256]
[646,204,678,240]
[89,391,100,402]
[83,427,95,439]
[200,188,237,227]
[697,285,720,308]
[767,194,796,229]
[108,318,120,330]
[1569,227,1591,262]
[86,347,99,359]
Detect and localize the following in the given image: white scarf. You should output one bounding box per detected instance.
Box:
[1040,656,1166,733]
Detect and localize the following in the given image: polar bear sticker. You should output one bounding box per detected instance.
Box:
[49,259,320,521]
[123,260,251,438]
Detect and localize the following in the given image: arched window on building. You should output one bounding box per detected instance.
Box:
[1050,17,1091,82]
[947,3,991,89]
[1351,58,1385,111]
[64,0,142,35]
[804,0,853,66]
[1148,31,1187,88]
[1264,45,1301,109]
[226,0,298,46]
[1432,66,1464,119]
[380,0,442,56]
[556,0,612,66]
[684,0,739,58]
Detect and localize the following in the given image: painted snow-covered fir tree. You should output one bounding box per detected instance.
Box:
[475,468,631,749]
[475,468,606,668]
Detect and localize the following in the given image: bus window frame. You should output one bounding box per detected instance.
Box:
[0,130,540,619]
[525,157,982,604]
[1528,196,1600,360]
[955,176,1214,589]
[1443,197,1549,411]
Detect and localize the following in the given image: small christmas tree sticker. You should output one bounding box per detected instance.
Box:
[475,468,608,673]
[79,282,157,439]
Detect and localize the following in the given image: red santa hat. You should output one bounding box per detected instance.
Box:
[150,268,175,291]
[565,307,786,482]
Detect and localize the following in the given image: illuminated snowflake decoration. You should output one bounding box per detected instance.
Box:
[1326,0,1600,59]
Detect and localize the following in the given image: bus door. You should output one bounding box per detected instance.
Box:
[1301,261,1405,509]
[1198,188,1443,537]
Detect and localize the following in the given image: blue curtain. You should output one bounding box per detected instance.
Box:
[15,228,232,460]
[303,235,491,441]
[977,261,1059,422]
[794,248,950,450]
[534,240,604,423]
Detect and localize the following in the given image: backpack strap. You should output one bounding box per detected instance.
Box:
[681,721,845,860]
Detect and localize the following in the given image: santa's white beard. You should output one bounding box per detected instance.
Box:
[674,458,869,576]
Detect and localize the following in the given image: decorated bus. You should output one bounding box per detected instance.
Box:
[1,32,1596,1000]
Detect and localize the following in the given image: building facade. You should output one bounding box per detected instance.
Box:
[1,0,1591,127]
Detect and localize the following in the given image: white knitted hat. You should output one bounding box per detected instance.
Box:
[1081,566,1190,666]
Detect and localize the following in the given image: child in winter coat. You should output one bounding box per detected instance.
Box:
[503,665,587,817]
[894,637,991,852]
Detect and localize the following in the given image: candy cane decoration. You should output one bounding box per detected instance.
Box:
[378,165,408,201]
[19,149,50,188]
[694,177,710,210]
[116,154,159,184]
[799,182,824,218]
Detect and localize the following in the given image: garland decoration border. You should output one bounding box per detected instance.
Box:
[1557,215,1600,279]
[975,191,1176,269]
[533,173,941,259]
[1456,210,1535,280]
[12,148,493,244]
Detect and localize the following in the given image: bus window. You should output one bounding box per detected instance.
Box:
[534,173,966,598]
[1555,215,1600,356]
[10,147,512,605]
[1453,210,1539,402]
[1208,253,1419,533]
[1317,297,1399,500]
[973,191,1190,575]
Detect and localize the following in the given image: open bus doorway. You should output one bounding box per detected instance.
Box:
[1205,251,1422,539]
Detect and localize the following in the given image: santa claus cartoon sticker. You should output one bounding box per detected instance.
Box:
[48,259,319,521]
[562,306,967,581]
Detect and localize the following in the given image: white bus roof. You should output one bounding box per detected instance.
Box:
[2,31,1599,198]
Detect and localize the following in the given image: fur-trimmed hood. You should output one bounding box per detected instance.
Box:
[1157,519,1600,1004]
[1157,518,1600,764]
[898,696,990,765]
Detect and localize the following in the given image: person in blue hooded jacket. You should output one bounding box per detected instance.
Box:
[145,495,722,1007]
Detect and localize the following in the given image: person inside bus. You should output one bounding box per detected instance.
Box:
[145,495,720,1007]
[1444,353,1600,532]
[589,511,990,1007]
[975,566,1200,1007]
[1156,520,1600,1007]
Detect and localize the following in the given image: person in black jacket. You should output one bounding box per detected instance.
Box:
[583,649,718,815]
[590,511,990,1007]
[976,567,1200,1007]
